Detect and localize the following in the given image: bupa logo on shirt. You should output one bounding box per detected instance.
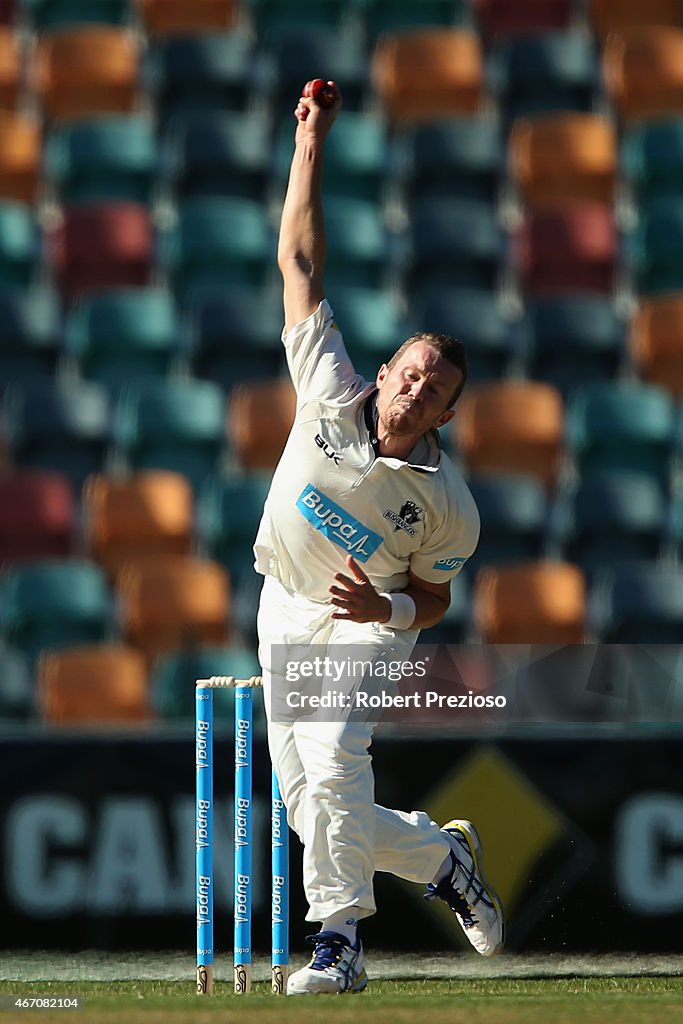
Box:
[296,484,383,563]
[432,556,467,571]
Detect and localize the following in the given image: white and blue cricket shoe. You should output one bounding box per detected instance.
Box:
[425,819,504,957]
[287,930,368,995]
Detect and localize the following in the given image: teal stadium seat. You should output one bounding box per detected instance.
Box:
[398,117,502,204]
[246,0,349,34]
[63,287,179,392]
[326,285,406,380]
[491,30,600,126]
[164,110,272,202]
[555,470,666,579]
[0,202,37,288]
[197,471,272,580]
[630,196,683,294]
[565,381,676,489]
[521,295,624,396]
[186,287,283,392]
[0,643,33,719]
[466,473,548,575]
[262,24,369,114]
[0,286,60,385]
[22,0,130,29]
[408,286,514,381]
[358,0,472,39]
[45,115,156,205]
[323,197,388,289]
[3,378,111,488]
[1,559,113,663]
[162,196,272,300]
[405,197,502,291]
[113,378,226,490]
[150,645,263,722]
[622,118,683,205]
[590,562,683,642]
[146,33,254,127]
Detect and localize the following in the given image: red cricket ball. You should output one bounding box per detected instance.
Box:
[306,78,336,109]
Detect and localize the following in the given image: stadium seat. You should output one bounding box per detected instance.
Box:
[405,197,502,292]
[0,470,75,565]
[359,0,472,40]
[3,378,111,487]
[473,0,574,41]
[621,118,683,206]
[227,378,295,470]
[407,287,514,382]
[33,27,139,122]
[37,644,151,725]
[466,473,548,574]
[629,293,683,399]
[83,470,194,578]
[164,110,271,202]
[0,643,33,719]
[320,197,388,290]
[186,287,283,392]
[508,113,617,207]
[162,196,272,300]
[24,0,131,29]
[247,0,350,34]
[112,378,227,490]
[565,381,675,488]
[521,294,624,396]
[0,28,21,110]
[555,470,666,578]
[0,285,60,385]
[588,0,683,40]
[630,196,683,294]
[263,24,369,114]
[297,110,388,203]
[0,202,38,289]
[63,287,178,392]
[603,27,683,123]
[196,471,271,579]
[474,560,586,643]
[326,285,406,370]
[492,30,600,125]
[397,117,502,205]
[454,380,564,490]
[150,644,262,721]
[513,201,617,296]
[590,562,683,642]
[0,113,41,205]
[372,28,484,124]
[1,559,113,662]
[136,0,237,35]
[0,0,15,25]
[47,202,153,298]
[45,115,156,205]
[116,554,231,663]
[146,32,254,126]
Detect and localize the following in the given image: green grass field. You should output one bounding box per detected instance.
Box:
[1,954,682,1024]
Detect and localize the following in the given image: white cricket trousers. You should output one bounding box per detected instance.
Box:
[257,574,451,923]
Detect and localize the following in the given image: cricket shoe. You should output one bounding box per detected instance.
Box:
[425,819,504,957]
[287,930,368,995]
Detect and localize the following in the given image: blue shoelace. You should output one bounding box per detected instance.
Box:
[305,930,356,972]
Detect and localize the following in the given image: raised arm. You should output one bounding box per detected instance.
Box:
[277,79,341,333]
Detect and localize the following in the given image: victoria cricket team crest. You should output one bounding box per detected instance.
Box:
[383,500,425,537]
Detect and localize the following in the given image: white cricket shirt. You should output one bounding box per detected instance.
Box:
[253,300,480,603]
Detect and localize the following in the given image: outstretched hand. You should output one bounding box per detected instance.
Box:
[294,79,342,145]
[329,555,391,623]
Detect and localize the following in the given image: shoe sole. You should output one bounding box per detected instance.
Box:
[443,818,505,957]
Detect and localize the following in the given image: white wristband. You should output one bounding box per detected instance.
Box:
[379,592,416,630]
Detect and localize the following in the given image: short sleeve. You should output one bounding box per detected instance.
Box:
[409,489,480,584]
[283,299,366,406]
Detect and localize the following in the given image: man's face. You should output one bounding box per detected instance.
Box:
[375,341,462,439]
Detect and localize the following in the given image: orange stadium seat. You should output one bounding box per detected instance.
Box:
[455,380,564,490]
[589,0,683,41]
[629,293,683,399]
[0,27,20,111]
[38,643,151,724]
[48,202,153,298]
[508,113,617,206]
[83,471,194,578]
[371,28,484,124]
[603,27,683,122]
[0,470,75,564]
[0,113,41,205]
[136,0,238,35]
[33,27,139,122]
[514,201,617,295]
[117,555,230,663]
[228,377,296,470]
[474,561,586,643]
